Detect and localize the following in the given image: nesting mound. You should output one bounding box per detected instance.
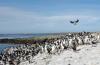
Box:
[20,43,100,65]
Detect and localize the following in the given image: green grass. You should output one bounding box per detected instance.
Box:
[0,35,61,44]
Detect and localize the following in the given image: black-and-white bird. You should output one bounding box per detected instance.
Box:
[70,19,79,25]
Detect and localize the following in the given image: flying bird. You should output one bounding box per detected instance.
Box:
[70,19,79,25]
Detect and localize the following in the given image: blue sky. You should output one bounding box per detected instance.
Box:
[0,0,100,33]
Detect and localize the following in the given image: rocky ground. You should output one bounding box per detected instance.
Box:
[20,43,100,65]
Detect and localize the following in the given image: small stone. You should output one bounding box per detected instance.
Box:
[68,63,71,65]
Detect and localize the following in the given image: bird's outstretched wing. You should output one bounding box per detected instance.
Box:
[70,21,74,23]
[75,19,79,23]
